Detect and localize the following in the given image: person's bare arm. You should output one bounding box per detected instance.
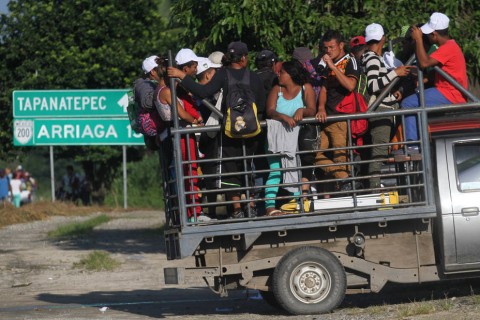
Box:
[411,26,439,69]
[315,86,327,123]
[323,54,357,92]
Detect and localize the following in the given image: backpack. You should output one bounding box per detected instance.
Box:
[356,65,370,105]
[224,69,261,138]
[127,85,142,134]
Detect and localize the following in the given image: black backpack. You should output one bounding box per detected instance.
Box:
[224,69,261,138]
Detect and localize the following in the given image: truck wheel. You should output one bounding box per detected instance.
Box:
[272,246,346,315]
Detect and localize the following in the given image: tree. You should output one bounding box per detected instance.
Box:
[170,0,480,81]
[0,0,176,202]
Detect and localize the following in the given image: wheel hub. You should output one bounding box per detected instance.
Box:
[291,263,331,303]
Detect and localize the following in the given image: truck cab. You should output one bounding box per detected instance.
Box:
[432,115,480,272]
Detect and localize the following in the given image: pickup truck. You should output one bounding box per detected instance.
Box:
[161,73,480,315]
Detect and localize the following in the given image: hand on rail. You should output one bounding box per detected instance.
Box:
[315,109,327,123]
[293,108,304,123]
[282,115,297,128]
[167,67,186,80]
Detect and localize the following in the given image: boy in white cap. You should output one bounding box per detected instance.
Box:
[362,23,411,187]
[133,55,164,137]
[401,12,468,148]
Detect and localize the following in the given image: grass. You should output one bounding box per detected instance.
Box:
[0,200,112,229]
[48,214,111,238]
[397,301,436,318]
[73,250,120,271]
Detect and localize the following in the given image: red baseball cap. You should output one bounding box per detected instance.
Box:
[350,36,366,48]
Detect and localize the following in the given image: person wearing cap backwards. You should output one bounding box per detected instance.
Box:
[401,12,468,148]
[314,30,361,191]
[362,23,411,188]
[168,41,266,219]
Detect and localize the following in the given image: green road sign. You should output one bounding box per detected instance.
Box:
[13,118,145,146]
[13,90,129,118]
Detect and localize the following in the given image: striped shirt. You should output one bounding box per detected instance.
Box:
[362,50,398,107]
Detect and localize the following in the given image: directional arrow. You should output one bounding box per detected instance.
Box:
[118,93,129,113]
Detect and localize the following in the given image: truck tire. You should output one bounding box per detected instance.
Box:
[272,246,346,315]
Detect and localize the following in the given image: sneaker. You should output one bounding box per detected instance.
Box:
[231,210,245,219]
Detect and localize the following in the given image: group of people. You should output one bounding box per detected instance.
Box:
[0,165,37,208]
[55,165,92,206]
[134,12,468,221]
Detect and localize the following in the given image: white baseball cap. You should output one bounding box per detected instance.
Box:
[420,12,450,34]
[208,51,224,65]
[142,55,159,74]
[196,57,222,75]
[175,48,199,65]
[365,23,384,42]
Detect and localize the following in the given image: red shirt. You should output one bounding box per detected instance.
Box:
[430,39,468,104]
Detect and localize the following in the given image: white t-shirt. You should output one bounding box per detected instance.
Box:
[10,179,23,195]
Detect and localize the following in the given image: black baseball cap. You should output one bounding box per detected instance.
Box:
[227,41,248,56]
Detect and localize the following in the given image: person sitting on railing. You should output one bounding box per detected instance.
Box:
[264,60,316,216]
[362,23,412,188]
[400,12,468,152]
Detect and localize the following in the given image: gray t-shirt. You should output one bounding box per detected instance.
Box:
[134,78,157,111]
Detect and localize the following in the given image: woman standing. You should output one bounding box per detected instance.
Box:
[265,60,316,215]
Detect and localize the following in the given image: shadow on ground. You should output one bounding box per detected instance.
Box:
[49,228,166,254]
[30,280,480,318]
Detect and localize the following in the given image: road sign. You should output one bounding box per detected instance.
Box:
[13,118,145,146]
[13,90,129,118]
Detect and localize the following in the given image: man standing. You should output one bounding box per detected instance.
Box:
[401,12,468,147]
[315,30,360,191]
[362,23,411,188]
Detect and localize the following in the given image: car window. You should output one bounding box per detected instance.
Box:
[455,141,480,191]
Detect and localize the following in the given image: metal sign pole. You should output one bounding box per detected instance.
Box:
[123,145,127,209]
[50,146,55,202]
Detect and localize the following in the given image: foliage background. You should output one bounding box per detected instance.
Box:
[0,0,478,207]
[170,0,480,81]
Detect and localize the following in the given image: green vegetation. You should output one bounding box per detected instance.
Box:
[0,0,176,198]
[73,250,120,271]
[104,153,164,209]
[171,0,480,82]
[48,214,111,238]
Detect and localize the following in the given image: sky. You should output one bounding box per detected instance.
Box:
[0,0,8,14]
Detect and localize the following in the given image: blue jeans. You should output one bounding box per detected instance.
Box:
[401,88,451,141]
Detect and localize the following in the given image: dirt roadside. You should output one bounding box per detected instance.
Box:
[1,210,480,320]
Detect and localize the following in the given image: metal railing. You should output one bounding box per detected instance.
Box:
[162,50,480,229]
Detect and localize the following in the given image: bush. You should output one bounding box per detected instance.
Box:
[104,153,164,209]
